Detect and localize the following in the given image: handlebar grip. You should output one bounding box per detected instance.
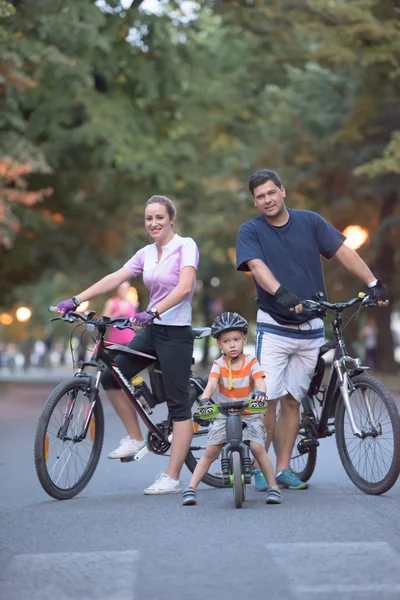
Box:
[48,306,59,313]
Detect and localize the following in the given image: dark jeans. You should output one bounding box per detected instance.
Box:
[101,323,194,421]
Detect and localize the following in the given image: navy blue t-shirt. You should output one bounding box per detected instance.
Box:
[236,209,345,325]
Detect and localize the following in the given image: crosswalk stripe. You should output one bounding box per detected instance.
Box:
[0,550,139,600]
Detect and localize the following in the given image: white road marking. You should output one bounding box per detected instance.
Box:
[266,542,400,598]
[0,550,139,600]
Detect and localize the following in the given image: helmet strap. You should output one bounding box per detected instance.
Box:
[227,357,233,390]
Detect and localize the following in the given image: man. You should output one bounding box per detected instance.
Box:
[236,169,389,490]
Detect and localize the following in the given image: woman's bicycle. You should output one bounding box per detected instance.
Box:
[194,396,269,508]
[34,308,212,500]
[290,292,400,495]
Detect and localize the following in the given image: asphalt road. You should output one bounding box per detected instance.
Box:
[1,381,400,600]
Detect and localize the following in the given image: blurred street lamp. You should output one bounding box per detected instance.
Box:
[16,306,32,322]
[0,313,13,325]
[76,301,89,313]
[343,225,369,250]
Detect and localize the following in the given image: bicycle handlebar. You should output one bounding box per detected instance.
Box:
[301,292,376,314]
[48,307,136,331]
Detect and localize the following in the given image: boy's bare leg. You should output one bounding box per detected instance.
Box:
[250,442,278,488]
[253,400,278,469]
[187,444,223,489]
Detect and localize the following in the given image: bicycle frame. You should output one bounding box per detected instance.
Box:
[307,302,377,439]
[62,325,168,446]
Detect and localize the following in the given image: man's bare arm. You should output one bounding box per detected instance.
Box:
[247,259,281,294]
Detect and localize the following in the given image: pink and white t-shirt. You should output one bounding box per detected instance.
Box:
[123,234,199,326]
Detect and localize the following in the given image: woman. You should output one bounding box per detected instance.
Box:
[102,282,138,346]
[56,195,199,495]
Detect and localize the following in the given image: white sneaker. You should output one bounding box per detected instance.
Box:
[144,472,182,495]
[108,436,146,459]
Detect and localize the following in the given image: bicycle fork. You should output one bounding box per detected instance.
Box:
[334,358,379,438]
[220,415,252,484]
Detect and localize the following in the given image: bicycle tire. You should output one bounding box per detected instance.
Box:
[34,377,104,500]
[290,429,318,483]
[185,376,227,488]
[231,452,244,509]
[335,374,400,495]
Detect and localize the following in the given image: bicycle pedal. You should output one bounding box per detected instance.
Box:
[297,437,319,455]
[120,455,136,463]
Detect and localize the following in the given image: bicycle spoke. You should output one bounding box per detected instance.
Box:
[44,386,96,491]
[342,385,395,484]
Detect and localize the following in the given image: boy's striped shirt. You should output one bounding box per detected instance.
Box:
[210,354,265,401]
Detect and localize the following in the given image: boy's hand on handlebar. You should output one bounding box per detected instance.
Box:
[368,280,389,306]
[252,391,268,402]
[198,397,213,407]
[274,285,303,313]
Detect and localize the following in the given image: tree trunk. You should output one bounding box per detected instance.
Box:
[200,283,211,369]
[374,190,398,373]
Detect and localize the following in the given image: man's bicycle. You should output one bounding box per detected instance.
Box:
[194,396,269,508]
[34,309,212,500]
[289,292,400,495]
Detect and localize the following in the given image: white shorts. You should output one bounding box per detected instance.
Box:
[255,310,325,403]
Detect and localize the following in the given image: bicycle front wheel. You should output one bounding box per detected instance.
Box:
[34,377,104,500]
[231,452,244,509]
[335,374,400,495]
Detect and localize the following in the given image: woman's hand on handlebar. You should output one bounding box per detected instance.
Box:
[55,298,76,316]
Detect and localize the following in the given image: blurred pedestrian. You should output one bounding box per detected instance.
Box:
[21,336,34,371]
[359,316,378,369]
[102,282,138,346]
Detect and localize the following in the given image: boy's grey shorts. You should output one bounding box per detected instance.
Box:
[207,416,266,447]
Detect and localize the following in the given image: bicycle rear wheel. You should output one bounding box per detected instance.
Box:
[34,377,104,500]
[290,423,318,483]
[335,374,400,495]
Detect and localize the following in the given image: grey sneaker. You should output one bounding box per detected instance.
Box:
[266,487,282,504]
[182,486,197,506]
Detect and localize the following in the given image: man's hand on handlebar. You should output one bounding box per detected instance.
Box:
[368,280,389,306]
[274,285,303,313]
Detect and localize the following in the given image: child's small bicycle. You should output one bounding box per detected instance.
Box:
[194,396,268,508]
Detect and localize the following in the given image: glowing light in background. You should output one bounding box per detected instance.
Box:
[127,286,138,304]
[76,301,89,313]
[343,225,369,250]
[0,313,13,325]
[16,306,32,322]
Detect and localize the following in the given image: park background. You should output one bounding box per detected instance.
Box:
[1,0,399,376]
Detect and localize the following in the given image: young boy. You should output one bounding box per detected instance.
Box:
[182,312,282,506]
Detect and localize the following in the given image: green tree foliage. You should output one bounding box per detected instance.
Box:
[1,0,399,370]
